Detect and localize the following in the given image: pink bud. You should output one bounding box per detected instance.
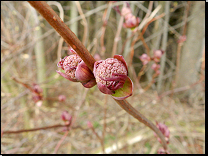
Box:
[177,35,186,43]
[57,54,82,82]
[57,54,96,88]
[151,63,160,71]
[32,93,43,103]
[154,122,170,144]
[93,55,133,100]
[139,54,151,65]
[58,95,66,102]
[32,83,43,94]
[87,121,93,128]
[153,50,164,62]
[123,15,140,29]
[61,111,72,122]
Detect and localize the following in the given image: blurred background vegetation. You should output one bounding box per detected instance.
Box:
[1,1,205,154]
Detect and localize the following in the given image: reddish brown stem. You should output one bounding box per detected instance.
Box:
[2,123,82,135]
[28,1,95,71]
[141,13,165,35]
[28,1,168,151]
[139,31,150,56]
[53,131,69,154]
[11,77,34,92]
[114,99,167,150]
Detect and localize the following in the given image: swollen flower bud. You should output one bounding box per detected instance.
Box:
[57,54,82,82]
[123,15,140,29]
[93,55,133,100]
[56,54,96,88]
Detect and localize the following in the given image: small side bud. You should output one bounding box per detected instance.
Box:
[153,50,164,62]
[61,111,72,122]
[58,95,66,102]
[139,54,151,65]
[151,63,160,71]
[87,121,93,128]
[177,35,186,43]
[154,121,170,144]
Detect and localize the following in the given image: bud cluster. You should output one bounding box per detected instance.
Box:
[121,6,140,29]
[57,50,132,99]
[139,50,164,75]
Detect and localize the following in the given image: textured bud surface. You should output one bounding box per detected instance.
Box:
[93,55,133,99]
[63,55,82,79]
[95,58,127,87]
[57,54,96,88]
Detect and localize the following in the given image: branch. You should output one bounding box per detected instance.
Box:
[2,123,83,135]
[28,1,168,151]
[28,1,95,71]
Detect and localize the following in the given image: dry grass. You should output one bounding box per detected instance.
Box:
[1,81,205,154]
[1,1,205,154]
